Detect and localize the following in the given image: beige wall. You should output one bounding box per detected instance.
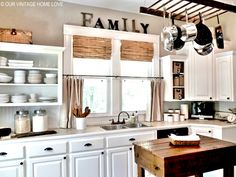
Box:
[0,0,235,55]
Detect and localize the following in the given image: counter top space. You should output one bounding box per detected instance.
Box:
[1,119,236,144]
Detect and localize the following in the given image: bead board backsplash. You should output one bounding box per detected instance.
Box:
[0,106,60,130]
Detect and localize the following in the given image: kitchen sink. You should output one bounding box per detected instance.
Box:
[100,123,151,131]
[100,124,127,130]
[125,123,149,128]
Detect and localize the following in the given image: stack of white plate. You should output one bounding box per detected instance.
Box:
[0,56,7,66]
[0,73,13,83]
[11,94,27,103]
[14,70,26,84]
[44,73,57,84]
[8,60,33,68]
[0,94,10,103]
[38,96,57,103]
[28,70,42,84]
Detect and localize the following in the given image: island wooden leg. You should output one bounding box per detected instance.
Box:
[195,174,203,177]
[223,166,234,177]
[137,164,145,177]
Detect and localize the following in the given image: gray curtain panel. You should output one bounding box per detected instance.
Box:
[60,77,84,128]
[149,79,164,121]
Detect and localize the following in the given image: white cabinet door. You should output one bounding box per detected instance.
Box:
[70,150,104,177]
[28,155,66,177]
[215,54,235,101]
[190,52,213,100]
[107,146,133,177]
[0,160,24,177]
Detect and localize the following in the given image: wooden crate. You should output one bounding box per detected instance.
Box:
[0,28,32,44]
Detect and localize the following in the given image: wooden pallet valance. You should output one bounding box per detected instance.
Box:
[73,35,111,59]
[121,40,154,62]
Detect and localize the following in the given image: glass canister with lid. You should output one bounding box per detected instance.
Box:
[32,109,48,132]
[14,110,31,134]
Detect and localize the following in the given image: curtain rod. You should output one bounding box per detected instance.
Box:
[63,74,163,80]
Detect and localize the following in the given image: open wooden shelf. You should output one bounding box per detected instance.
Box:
[140,0,236,22]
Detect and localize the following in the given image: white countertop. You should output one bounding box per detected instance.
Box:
[1,119,236,144]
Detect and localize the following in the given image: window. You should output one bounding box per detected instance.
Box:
[65,25,159,117]
[73,58,110,114]
[120,60,152,112]
[122,79,150,112]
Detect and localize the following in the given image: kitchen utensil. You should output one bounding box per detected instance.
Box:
[215,14,224,49]
[161,9,177,51]
[0,127,11,137]
[180,9,197,42]
[194,13,213,46]
[194,43,214,56]
[172,17,185,50]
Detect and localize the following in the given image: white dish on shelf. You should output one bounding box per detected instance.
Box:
[29,70,40,74]
[8,60,33,64]
[9,63,33,68]
[38,96,57,101]
[0,73,8,76]
[44,77,56,84]
[0,75,13,83]
[45,73,57,78]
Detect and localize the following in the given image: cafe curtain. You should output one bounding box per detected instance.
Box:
[60,77,84,128]
[149,79,164,122]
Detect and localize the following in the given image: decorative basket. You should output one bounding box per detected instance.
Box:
[0,28,32,44]
[169,134,200,146]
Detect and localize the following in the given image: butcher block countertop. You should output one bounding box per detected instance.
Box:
[134,136,236,177]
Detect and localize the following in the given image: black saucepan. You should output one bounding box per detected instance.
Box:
[193,13,213,55]
[215,14,224,49]
[172,17,185,50]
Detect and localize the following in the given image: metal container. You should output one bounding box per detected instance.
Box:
[32,109,48,132]
[14,110,31,134]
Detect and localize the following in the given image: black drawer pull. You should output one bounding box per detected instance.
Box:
[129,138,136,141]
[44,147,53,151]
[84,143,92,147]
[227,97,230,100]
[0,152,7,156]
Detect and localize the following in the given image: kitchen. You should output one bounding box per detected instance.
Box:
[1,0,236,177]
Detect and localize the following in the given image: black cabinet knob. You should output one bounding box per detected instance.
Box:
[209,97,212,100]
[20,162,23,165]
[129,147,132,150]
[84,143,92,147]
[227,97,230,100]
[129,138,136,141]
[0,152,7,156]
[44,147,53,151]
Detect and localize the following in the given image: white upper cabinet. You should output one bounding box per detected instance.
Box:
[215,51,236,101]
[189,50,214,101]
[0,42,64,106]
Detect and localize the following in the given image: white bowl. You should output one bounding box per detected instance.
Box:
[0,75,13,83]
[29,70,40,74]
[44,77,57,84]
[45,73,57,78]
[0,56,7,61]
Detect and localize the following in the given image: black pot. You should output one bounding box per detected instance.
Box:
[194,13,213,46]
[172,17,185,50]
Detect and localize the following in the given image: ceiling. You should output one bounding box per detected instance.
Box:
[62,0,236,14]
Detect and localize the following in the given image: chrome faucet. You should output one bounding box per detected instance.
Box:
[110,111,130,124]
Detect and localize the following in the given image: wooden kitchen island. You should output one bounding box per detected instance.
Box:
[134,136,236,177]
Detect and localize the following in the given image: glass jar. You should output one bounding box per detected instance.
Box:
[32,109,48,132]
[14,110,31,134]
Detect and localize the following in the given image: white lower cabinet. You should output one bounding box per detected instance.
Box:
[69,137,105,177]
[106,131,156,177]
[0,160,24,177]
[107,146,133,177]
[26,140,67,177]
[70,150,104,177]
[0,144,25,177]
[28,155,66,177]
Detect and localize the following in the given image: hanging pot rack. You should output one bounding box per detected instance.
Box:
[140,0,236,22]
